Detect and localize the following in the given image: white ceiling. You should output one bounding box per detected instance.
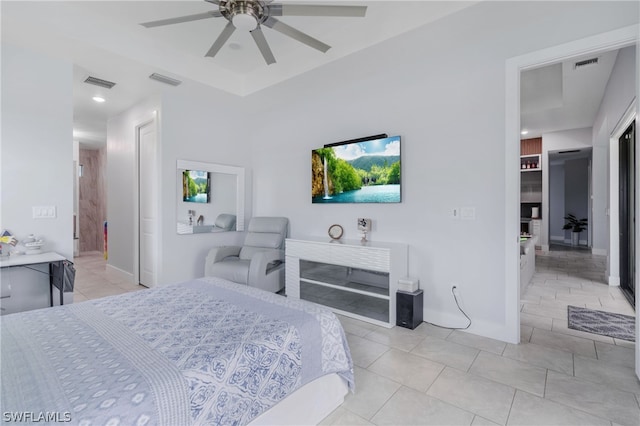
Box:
[1,1,623,149]
[520,49,620,140]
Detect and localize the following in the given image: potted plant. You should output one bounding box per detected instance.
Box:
[562,214,588,246]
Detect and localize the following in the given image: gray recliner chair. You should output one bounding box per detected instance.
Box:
[204,217,289,292]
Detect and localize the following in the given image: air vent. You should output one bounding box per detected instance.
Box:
[83,76,116,89]
[558,150,580,154]
[149,73,182,86]
[574,57,598,69]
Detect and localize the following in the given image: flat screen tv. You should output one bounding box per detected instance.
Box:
[182,170,210,203]
[312,135,401,203]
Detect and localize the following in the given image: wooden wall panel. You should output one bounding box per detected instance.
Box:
[521,137,542,155]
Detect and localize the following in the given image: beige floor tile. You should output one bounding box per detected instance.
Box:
[426,367,515,425]
[414,322,454,340]
[594,341,635,369]
[446,330,506,355]
[345,333,388,368]
[520,325,533,343]
[551,318,615,344]
[574,355,640,396]
[507,390,610,425]
[469,351,547,397]
[530,328,596,358]
[365,325,426,352]
[520,312,553,330]
[411,335,480,372]
[502,342,573,376]
[338,315,378,338]
[521,303,568,321]
[471,416,501,425]
[319,407,373,425]
[368,349,444,393]
[371,386,474,426]
[614,338,636,348]
[341,366,401,420]
[545,370,640,425]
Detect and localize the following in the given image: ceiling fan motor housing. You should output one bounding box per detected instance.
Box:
[221,0,267,30]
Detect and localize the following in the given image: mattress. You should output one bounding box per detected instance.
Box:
[1,277,353,425]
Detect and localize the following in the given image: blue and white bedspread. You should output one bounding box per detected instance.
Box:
[1,277,353,425]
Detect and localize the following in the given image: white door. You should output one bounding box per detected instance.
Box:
[138,121,157,287]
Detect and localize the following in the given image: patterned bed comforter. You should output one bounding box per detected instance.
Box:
[0,277,353,425]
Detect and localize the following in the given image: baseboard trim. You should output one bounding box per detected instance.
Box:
[106,264,135,284]
[608,276,621,287]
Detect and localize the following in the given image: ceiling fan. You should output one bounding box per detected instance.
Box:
[140,0,367,65]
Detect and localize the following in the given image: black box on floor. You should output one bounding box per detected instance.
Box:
[396,289,423,329]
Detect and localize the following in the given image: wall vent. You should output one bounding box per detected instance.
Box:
[84,76,116,89]
[574,57,598,69]
[558,150,580,154]
[149,73,182,86]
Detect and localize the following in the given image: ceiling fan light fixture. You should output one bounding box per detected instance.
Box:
[232,13,258,31]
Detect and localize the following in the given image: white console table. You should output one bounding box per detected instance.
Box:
[285,238,408,327]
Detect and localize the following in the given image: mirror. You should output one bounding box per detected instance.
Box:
[176,159,245,234]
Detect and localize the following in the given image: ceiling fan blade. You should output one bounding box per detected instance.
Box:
[140,11,221,28]
[269,4,367,17]
[205,21,236,58]
[251,27,276,65]
[263,17,330,53]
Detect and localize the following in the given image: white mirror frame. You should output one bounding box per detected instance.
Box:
[176,159,245,232]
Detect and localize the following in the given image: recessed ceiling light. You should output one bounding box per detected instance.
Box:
[521,130,529,135]
[92,96,105,103]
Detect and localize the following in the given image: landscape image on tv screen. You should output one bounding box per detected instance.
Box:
[183,170,210,203]
[312,135,401,203]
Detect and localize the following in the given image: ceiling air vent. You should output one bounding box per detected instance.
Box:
[574,57,598,69]
[558,150,580,154]
[149,73,182,86]
[83,76,116,89]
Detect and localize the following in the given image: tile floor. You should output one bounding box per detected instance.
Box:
[73,249,639,425]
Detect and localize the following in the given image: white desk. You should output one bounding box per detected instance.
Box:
[0,252,68,307]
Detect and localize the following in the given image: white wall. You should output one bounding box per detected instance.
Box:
[1,43,73,312]
[107,82,253,286]
[241,1,639,341]
[106,97,159,281]
[158,86,253,284]
[592,45,637,261]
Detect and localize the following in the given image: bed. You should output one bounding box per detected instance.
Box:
[1,277,353,425]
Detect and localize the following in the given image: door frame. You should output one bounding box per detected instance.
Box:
[504,25,638,348]
[133,112,161,288]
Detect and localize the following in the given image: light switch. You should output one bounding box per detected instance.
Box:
[461,207,476,220]
[33,206,56,219]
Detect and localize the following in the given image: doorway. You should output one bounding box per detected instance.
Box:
[619,120,636,306]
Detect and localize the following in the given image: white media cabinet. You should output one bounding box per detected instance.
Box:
[285,237,408,327]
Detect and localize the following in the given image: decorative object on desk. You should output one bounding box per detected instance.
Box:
[357,218,371,242]
[0,230,18,256]
[328,224,343,240]
[562,214,588,246]
[23,234,45,254]
[197,215,204,226]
